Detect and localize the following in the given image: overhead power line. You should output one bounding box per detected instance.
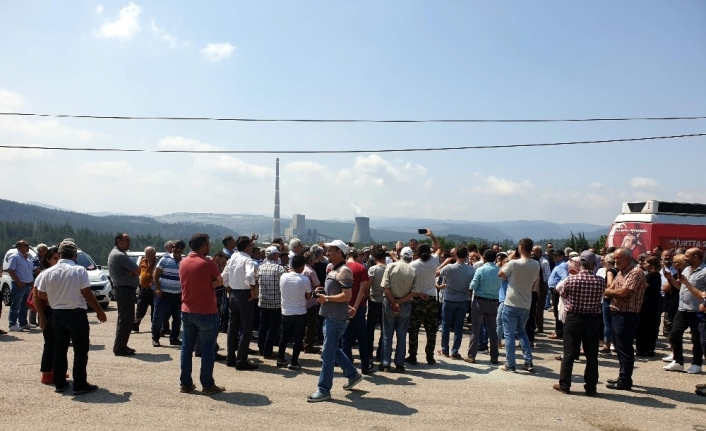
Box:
[0,133,703,154]
[1,112,706,124]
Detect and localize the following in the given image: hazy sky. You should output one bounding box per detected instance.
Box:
[1,1,704,225]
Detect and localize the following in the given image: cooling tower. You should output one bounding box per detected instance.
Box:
[351,217,371,243]
[271,158,281,240]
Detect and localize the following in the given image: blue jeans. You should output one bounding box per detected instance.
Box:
[342,305,370,371]
[9,281,30,327]
[441,300,468,355]
[180,312,219,388]
[602,298,613,343]
[496,302,505,341]
[382,299,411,367]
[317,318,358,394]
[502,305,533,368]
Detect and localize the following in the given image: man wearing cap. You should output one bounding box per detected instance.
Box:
[35,240,107,395]
[108,233,140,356]
[553,251,605,395]
[379,246,418,372]
[548,250,568,340]
[222,236,259,370]
[308,240,363,403]
[7,239,35,331]
[257,246,287,358]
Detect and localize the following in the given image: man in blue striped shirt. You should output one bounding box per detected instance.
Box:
[152,240,185,347]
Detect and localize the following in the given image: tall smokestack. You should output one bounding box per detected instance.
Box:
[272,158,281,240]
[351,217,371,243]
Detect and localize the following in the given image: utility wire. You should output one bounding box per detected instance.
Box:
[0,133,703,154]
[1,112,706,123]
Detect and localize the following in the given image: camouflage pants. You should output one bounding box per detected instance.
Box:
[408,297,439,357]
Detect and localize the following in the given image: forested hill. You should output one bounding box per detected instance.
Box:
[0,199,236,263]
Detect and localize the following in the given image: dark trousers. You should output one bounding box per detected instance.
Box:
[536,283,548,332]
[670,310,703,366]
[366,300,384,360]
[53,308,90,389]
[552,290,563,336]
[151,292,182,342]
[303,305,319,350]
[113,285,136,353]
[525,292,539,342]
[278,314,306,364]
[227,290,254,363]
[258,308,282,356]
[636,300,661,354]
[468,298,499,361]
[40,307,54,372]
[342,305,370,371]
[662,295,679,336]
[219,293,230,333]
[559,314,601,392]
[134,287,154,330]
[612,312,640,388]
[409,297,439,358]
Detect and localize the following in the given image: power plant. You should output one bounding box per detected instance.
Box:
[271,158,281,240]
[351,217,371,243]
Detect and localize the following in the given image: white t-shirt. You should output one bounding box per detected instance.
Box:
[501,258,539,309]
[410,255,440,296]
[279,272,311,316]
[36,259,90,310]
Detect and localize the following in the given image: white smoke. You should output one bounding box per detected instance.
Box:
[348,199,369,218]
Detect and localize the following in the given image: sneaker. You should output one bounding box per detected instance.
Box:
[522,363,536,373]
[663,361,684,372]
[288,363,302,371]
[9,324,22,332]
[180,384,196,393]
[72,384,99,395]
[500,363,516,372]
[169,338,182,346]
[21,323,33,330]
[307,390,332,402]
[687,365,703,374]
[201,385,225,395]
[343,373,364,391]
[152,339,161,347]
[662,354,674,362]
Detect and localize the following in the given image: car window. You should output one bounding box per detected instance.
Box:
[76,252,97,271]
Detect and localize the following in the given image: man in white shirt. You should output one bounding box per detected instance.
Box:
[277,255,312,370]
[35,240,107,395]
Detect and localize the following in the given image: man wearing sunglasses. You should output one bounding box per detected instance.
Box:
[152,239,186,348]
[7,240,35,332]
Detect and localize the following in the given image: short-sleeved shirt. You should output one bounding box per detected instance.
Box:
[36,259,89,310]
[680,262,706,312]
[561,270,605,314]
[502,258,540,309]
[368,264,386,303]
[8,251,34,284]
[156,254,182,294]
[410,255,440,297]
[610,263,647,313]
[179,252,221,315]
[440,262,475,302]
[302,264,321,309]
[319,262,353,321]
[280,272,311,316]
[381,260,417,298]
[346,261,370,307]
[108,247,139,287]
[258,261,287,309]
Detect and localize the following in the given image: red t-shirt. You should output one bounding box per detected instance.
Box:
[179,252,222,315]
[346,261,370,307]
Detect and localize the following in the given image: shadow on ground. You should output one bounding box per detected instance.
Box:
[329,390,418,416]
[72,389,132,404]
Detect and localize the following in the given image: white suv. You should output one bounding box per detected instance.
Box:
[1,247,113,309]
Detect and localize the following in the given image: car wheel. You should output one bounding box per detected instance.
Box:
[2,284,10,306]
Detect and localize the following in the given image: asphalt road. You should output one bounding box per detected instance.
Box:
[1,307,704,431]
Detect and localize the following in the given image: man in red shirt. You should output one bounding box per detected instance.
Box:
[341,249,372,374]
[178,233,225,395]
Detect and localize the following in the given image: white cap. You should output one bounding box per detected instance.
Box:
[265,246,280,256]
[400,247,414,259]
[324,240,349,255]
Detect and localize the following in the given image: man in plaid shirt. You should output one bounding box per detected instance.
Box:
[604,246,647,391]
[257,247,287,358]
[553,250,605,395]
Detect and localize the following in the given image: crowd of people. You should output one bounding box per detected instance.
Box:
[2,231,705,399]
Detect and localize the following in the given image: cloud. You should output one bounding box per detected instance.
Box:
[283,161,330,176]
[0,88,26,111]
[150,19,178,48]
[0,145,50,161]
[95,5,104,15]
[468,173,534,195]
[0,117,95,141]
[157,136,218,152]
[338,155,426,187]
[630,177,659,189]
[94,2,141,41]
[78,160,134,178]
[193,155,273,179]
[200,43,235,62]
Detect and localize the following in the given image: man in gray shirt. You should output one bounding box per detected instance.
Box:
[498,238,539,372]
[663,247,706,374]
[436,246,475,360]
[108,233,140,356]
